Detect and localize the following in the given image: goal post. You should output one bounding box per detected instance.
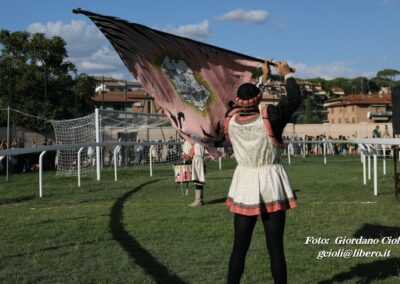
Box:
[50,108,183,177]
[95,108,101,181]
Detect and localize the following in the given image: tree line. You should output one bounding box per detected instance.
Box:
[0,30,96,133]
[304,69,400,96]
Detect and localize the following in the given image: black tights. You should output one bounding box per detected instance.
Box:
[227,211,287,284]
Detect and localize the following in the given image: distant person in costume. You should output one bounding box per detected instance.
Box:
[382,124,390,138]
[224,60,302,284]
[181,139,206,206]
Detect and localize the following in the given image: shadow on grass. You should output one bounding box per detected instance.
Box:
[110,179,187,284]
[317,258,400,283]
[354,223,400,239]
[0,195,35,205]
[205,197,226,205]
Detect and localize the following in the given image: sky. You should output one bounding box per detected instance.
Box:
[1,0,399,80]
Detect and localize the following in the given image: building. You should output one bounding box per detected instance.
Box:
[93,76,144,92]
[93,77,297,114]
[92,77,163,114]
[260,81,286,106]
[330,87,345,97]
[324,92,392,124]
[261,80,330,122]
[94,76,379,125]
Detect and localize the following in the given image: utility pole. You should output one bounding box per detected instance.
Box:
[102,76,105,109]
[361,77,364,94]
[6,106,10,181]
[44,61,48,139]
[74,68,78,116]
[6,61,12,181]
[125,79,128,112]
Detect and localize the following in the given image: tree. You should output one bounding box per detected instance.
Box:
[307,77,327,90]
[376,69,400,81]
[296,96,321,124]
[350,77,369,94]
[304,97,312,123]
[0,30,95,133]
[76,74,97,116]
[369,76,392,91]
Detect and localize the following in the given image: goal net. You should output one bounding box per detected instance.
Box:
[99,109,182,168]
[50,109,183,176]
[50,114,96,176]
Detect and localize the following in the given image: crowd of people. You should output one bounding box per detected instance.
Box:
[283,135,358,156]
[282,124,392,157]
[0,137,55,174]
[0,137,32,173]
[103,136,183,167]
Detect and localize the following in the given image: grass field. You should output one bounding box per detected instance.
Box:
[0,156,399,283]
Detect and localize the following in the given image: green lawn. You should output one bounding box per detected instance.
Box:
[0,156,399,283]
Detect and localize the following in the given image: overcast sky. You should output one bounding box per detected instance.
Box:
[1,0,399,80]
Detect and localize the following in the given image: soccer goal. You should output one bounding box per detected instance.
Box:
[50,108,183,177]
[50,114,97,176]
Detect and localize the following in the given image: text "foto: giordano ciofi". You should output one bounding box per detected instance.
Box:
[305,236,400,245]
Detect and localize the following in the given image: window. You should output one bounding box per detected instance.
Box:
[352,117,355,123]
[352,106,355,112]
[338,118,341,123]
[332,108,334,114]
[332,119,334,124]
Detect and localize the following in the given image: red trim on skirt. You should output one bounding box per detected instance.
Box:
[225,197,297,216]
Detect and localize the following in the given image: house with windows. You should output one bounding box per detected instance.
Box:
[323,92,392,123]
[92,77,163,114]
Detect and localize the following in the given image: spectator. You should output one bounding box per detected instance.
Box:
[135,140,144,165]
[372,125,381,138]
[382,124,390,138]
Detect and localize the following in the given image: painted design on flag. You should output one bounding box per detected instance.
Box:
[160,56,211,112]
[73,8,264,150]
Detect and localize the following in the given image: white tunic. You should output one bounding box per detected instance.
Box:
[226,114,297,215]
[191,143,205,184]
[181,141,192,156]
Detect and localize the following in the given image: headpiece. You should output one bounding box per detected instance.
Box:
[234,83,262,107]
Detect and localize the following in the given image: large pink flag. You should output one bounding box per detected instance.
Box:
[74,9,264,149]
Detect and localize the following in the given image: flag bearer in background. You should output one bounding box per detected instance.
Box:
[181,140,206,206]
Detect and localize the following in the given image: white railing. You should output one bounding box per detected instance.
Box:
[113,145,121,181]
[0,141,183,197]
[77,147,85,188]
[39,151,47,198]
[1,138,399,198]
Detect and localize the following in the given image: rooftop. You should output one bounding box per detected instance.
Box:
[324,93,391,107]
[92,90,151,103]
